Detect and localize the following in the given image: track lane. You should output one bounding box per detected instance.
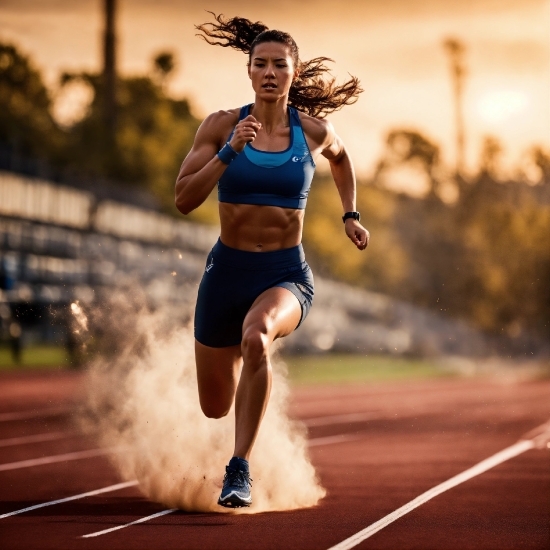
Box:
[0,406,71,422]
[0,372,548,549]
[0,431,370,524]
[0,447,120,472]
[82,509,177,538]
[0,431,75,448]
[327,438,538,550]
[331,444,550,550]
[0,481,139,519]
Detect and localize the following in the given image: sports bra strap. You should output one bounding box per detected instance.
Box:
[239,105,250,120]
[289,106,301,126]
[226,104,306,149]
[217,104,315,210]
[226,105,249,142]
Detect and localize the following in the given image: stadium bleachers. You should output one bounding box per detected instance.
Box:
[0,170,490,359]
[0,171,218,352]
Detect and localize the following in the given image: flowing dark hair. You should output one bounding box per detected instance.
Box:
[195,13,363,118]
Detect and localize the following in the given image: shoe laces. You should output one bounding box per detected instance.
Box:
[223,466,252,488]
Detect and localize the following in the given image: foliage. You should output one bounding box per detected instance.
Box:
[304,173,409,292]
[303,130,550,349]
[0,42,201,213]
[60,57,200,212]
[530,146,550,181]
[448,175,550,340]
[374,129,441,196]
[1,42,549,349]
[152,51,176,89]
[0,42,65,161]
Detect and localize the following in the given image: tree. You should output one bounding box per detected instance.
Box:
[531,146,550,184]
[153,51,176,90]
[60,55,200,211]
[479,136,503,178]
[0,42,64,162]
[374,129,442,197]
[0,41,201,215]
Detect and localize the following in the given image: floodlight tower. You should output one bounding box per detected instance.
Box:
[103,0,117,142]
[443,38,466,176]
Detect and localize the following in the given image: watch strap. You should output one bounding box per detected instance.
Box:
[342,211,361,223]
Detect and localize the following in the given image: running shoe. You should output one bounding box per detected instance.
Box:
[218,457,252,508]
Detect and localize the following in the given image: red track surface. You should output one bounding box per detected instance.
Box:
[0,370,549,549]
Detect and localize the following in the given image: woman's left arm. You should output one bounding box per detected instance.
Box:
[321,124,370,251]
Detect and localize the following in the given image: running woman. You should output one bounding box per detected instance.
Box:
[175,13,369,508]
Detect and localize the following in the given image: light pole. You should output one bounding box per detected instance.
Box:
[443,38,466,177]
[103,0,117,143]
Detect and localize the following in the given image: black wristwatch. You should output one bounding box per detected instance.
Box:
[342,211,361,223]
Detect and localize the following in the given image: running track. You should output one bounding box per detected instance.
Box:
[0,369,549,549]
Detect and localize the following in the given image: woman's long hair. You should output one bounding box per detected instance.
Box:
[195,13,363,118]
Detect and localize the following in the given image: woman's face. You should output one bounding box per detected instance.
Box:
[248,41,298,101]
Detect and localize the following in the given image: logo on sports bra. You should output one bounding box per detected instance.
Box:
[205,257,214,273]
[292,142,312,163]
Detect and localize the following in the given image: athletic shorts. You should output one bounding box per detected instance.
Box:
[194,238,314,348]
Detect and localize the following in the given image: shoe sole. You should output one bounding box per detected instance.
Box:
[218,496,252,508]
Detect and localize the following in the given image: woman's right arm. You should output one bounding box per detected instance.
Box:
[175,112,260,215]
[175,112,228,215]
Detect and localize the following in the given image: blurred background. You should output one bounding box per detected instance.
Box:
[0,0,549,377]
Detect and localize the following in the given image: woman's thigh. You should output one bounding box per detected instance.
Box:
[242,286,303,343]
[195,340,242,418]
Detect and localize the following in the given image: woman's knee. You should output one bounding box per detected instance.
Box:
[196,375,236,418]
[241,323,270,362]
[195,340,241,418]
[199,398,231,419]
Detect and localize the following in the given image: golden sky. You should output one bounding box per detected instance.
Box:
[1,0,549,181]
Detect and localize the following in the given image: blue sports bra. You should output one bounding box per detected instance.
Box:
[218,104,316,209]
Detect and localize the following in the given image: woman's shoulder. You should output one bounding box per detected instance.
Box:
[296,110,335,149]
[201,107,241,130]
[195,107,242,146]
[208,107,241,122]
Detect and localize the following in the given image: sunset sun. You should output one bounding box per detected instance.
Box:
[477,89,530,125]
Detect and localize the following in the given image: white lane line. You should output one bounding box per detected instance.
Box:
[78,432,364,538]
[0,431,75,448]
[0,406,70,422]
[81,509,177,538]
[327,438,536,550]
[0,447,118,472]
[303,412,378,427]
[0,481,138,519]
[309,434,364,447]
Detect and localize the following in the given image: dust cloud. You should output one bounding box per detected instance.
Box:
[74,288,325,514]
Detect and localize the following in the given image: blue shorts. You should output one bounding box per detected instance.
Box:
[194,239,314,348]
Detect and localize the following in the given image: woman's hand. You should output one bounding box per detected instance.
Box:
[345,219,370,250]
[229,115,262,152]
